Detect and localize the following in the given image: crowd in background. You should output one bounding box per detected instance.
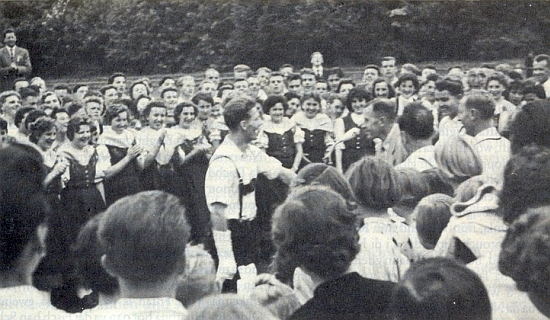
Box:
[2,42,550,319]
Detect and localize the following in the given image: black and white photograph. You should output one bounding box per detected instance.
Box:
[1,1,550,319]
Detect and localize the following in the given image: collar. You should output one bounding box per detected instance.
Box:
[474,126,502,144]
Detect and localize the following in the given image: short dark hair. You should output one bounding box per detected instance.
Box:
[223,96,257,131]
[398,102,434,140]
[73,84,88,93]
[499,145,550,224]
[499,207,550,296]
[191,93,214,106]
[49,107,68,121]
[3,28,15,39]
[53,84,71,93]
[510,100,550,154]
[0,143,48,272]
[174,102,198,124]
[371,78,395,98]
[287,73,302,83]
[435,76,464,96]
[103,104,129,125]
[98,191,190,283]
[14,106,35,127]
[99,85,117,96]
[19,87,39,100]
[66,117,91,141]
[345,88,370,112]
[389,257,491,320]
[463,95,495,120]
[29,116,56,144]
[159,76,174,87]
[337,79,355,94]
[160,86,178,99]
[23,109,46,130]
[371,98,397,122]
[395,72,420,90]
[142,100,166,119]
[129,81,149,100]
[263,95,287,114]
[66,102,85,117]
[108,72,125,85]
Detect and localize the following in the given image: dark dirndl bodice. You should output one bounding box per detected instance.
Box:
[265,129,296,169]
[302,128,328,164]
[341,115,375,172]
[103,145,142,206]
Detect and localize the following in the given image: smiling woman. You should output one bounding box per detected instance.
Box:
[97,105,144,206]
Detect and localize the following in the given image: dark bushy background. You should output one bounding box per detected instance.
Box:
[3,0,549,77]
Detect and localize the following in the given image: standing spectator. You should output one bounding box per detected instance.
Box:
[310,52,325,79]
[457,95,510,187]
[0,29,31,92]
[381,56,398,85]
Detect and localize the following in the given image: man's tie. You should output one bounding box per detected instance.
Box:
[9,48,14,62]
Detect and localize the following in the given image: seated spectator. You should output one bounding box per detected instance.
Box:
[389,257,491,320]
[85,191,190,317]
[272,186,395,320]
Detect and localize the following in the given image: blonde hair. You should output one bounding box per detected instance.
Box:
[435,135,482,184]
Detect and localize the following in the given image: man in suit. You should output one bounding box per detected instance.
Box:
[0,29,31,92]
[311,52,326,79]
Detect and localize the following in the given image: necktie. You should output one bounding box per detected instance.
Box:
[9,48,14,62]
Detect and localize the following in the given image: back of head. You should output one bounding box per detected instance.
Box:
[499,144,550,224]
[398,102,434,140]
[0,143,48,272]
[73,213,118,295]
[389,257,491,320]
[463,95,495,121]
[415,194,454,249]
[510,100,550,154]
[499,206,550,297]
[395,167,431,208]
[370,98,397,123]
[292,163,356,208]
[98,191,190,283]
[435,76,464,96]
[346,157,401,210]
[188,294,278,320]
[434,135,482,184]
[272,186,359,280]
[176,245,218,308]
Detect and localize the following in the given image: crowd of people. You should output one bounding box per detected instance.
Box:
[1,25,550,319]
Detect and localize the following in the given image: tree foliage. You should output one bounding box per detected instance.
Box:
[0,0,547,77]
